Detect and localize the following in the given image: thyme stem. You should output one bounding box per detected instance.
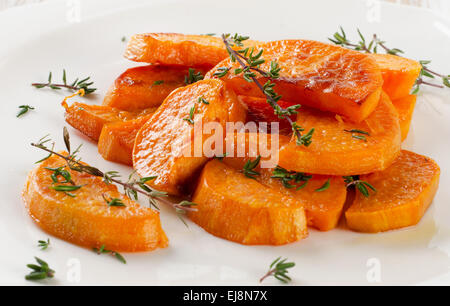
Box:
[220,34,302,144]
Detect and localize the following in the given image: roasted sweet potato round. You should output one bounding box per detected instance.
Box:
[124,33,259,67]
[133,79,247,195]
[103,65,208,111]
[345,150,440,233]
[207,39,384,122]
[22,152,168,252]
[189,160,308,245]
[278,92,401,176]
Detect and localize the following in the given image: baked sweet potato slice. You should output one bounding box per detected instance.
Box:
[22,152,168,252]
[124,33,259,67]
[220,132,347,231]
[278,92,401,176]
[345,150,440,233]
[392,95,416,141]
[207,39,384,122]
[133,79,246,196]
[371,54,421,100]
[63,101,156,141]
[98,113,154,166]
[103,65,208,111]
[189,160,308,245]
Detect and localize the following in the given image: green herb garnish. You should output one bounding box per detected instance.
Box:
[32,70,97,95]
[260,257,295,284]
[184,68,204,84]
[343,176,376,197]
[25,257,55,281]
[271,166,312,190]
[38,239,50,250]
[315,179,331,192]
[242,156,261,179]
[93,245,126,264]
[17,105,35,118]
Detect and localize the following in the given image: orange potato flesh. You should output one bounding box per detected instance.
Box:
[207,40,384,122]
[392,95,417,141]
[124,33,260,67]
[22,152,168,252]
[278,91,401,176]
[345,150,440,233]
[98,113,154,166]
[189,160,308,245]
[133,79,247,196]
[103,65,209,111]
[221,132,347,231]
[63,101,155,141]
[371,53,421,100]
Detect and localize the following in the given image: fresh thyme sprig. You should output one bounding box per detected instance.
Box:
[183,105,196,125]
[25,257,55,281]
[38,239,50,250]
[315,179,331,192]
[93,245,126,264]
[102,194,126,207]
[219,34,314,147]
[152,80,164,86]
[344,129,370,142]
[32,70,97,95]
[329,27,450,93]
[271,166,312,190]
[242,156,261,179]
[31,127,197,215]
[17,105,35,118]
[343,176,376,197]
[260,257,295,284]
[185,68,204,84]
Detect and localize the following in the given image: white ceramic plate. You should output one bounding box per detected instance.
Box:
[1,0,450,285]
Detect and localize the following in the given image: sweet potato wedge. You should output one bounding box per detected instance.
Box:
[278,91,401,176]
[63,101,156,141]
[22,152,168,252]
[371,54,421,100]
[189,160,308,245]
[133,79,246,196]
[392,95,416,141]
[98,113,154,166]
[345,150,440,233]
[207,40,384,122]
[124,33,259,67]
[220,132,347,231]
[103,65,208,111]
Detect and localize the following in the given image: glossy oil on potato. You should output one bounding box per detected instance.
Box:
[207,40,384,122]
[278,92,401,176]
[190,160,308,245]
[124,33,259,67]
[371,53,421,100]
[392,95,417,141]
[345,150,440,233]
[103,65,208,111]
[98,113,154,165]
[63,101,156,141]
[133,79,246,196]
[239,96,298,135]
[221,132,347,231]
[22,152,168,252]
